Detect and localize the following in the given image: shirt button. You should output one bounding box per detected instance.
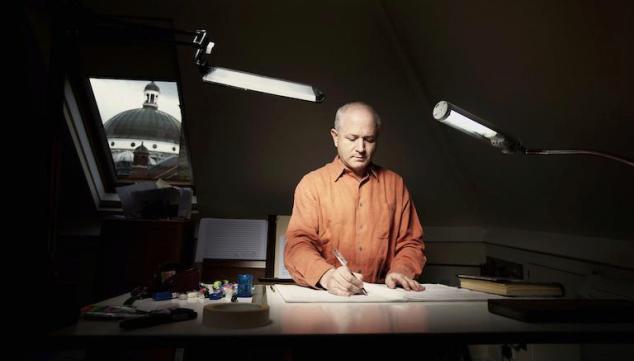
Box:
[358,246,363,251]
[359,202,363,207]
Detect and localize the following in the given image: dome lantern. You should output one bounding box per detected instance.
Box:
[143,81,161,109]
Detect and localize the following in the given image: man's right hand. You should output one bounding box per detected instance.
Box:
[319,266,364,296]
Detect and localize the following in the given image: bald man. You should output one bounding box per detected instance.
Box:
[284,102,426,296]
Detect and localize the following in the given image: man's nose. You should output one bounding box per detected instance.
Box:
[355,139,366,152]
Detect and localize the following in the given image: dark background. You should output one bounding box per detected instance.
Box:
[23,0,633,334]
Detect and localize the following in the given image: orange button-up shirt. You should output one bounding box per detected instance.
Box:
[284,157,426,287]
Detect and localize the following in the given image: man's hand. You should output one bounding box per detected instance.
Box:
[385,272,425,291]
[319,266,364,296]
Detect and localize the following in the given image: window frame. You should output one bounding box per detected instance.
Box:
[63,72,196,211]
[85,75,195,187]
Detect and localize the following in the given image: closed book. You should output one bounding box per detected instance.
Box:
[457,275,564,297]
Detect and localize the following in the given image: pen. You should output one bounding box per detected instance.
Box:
[333,249,368,295]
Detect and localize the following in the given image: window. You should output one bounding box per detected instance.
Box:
[59,16,196,210]
[89,78,193,185]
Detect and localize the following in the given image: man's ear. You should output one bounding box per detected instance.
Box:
[330,128,339,147]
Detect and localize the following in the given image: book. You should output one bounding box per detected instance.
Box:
[80,304,147,320]
[457,275,564,297]
[274,283,503,303]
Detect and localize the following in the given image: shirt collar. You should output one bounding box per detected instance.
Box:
[329,156,379,182]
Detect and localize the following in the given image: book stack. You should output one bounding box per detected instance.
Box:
[457,275,564,297]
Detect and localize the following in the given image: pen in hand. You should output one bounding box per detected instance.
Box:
[334,249,368,295]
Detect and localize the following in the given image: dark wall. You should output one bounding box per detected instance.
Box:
[36,0,634,247]
[177,0,481,224]
[383,0,634,239]
[174,0,634,240]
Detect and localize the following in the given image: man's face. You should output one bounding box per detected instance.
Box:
[331,107,378,177]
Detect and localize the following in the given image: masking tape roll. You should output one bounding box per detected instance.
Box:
[202,303,270,328]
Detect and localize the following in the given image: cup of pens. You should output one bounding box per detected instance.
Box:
[237,274,254,297]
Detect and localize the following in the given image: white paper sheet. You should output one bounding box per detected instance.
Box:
[275,283,503,303]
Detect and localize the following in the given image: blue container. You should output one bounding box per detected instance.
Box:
[237,274,253,297]
[209,289,224,300]
[152,291,173,301]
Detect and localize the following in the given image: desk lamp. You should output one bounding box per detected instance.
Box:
[72,10,325,103]
[192,30,324,102]
[432,101,633,167]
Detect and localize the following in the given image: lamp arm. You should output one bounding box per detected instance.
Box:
[524,149,634,167]
[65,8,212,72]
[62,5,323,102]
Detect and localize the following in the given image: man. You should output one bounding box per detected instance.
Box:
[284,102,426,296]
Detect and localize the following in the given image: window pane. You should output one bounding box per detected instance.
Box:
[89,78,193,184]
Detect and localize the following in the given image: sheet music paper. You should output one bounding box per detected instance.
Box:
[275,234,291,279]
[195,218,268,261]
[273,216,292,279]
[275,283,503,303]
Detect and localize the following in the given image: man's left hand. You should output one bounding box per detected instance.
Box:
[385,272,425,291]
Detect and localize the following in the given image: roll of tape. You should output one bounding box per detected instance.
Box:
[202,303,270,328]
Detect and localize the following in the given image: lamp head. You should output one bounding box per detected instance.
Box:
[433,101,524,154]
[192,31,324,103]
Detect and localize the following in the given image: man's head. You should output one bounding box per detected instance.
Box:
[331,102,381,177]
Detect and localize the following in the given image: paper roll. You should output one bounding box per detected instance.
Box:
[202,303,270,328]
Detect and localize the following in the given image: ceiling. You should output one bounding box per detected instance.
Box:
[28,0,634,240]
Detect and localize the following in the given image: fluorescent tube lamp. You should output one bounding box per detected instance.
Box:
[201,67,325,102]
[438,110,498,139]
[432,101,633,167]
[192,30,324,103]
[69,11,325,103]
[432,101,523,154]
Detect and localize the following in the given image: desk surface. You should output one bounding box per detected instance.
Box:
[51,286,634,347]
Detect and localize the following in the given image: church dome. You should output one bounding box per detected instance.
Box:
[103,108,181,144]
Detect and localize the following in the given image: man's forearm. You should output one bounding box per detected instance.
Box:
[285,237,333,287]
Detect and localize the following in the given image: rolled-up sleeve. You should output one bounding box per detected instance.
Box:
[284,176,334,287]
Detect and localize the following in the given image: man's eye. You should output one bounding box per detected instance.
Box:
[346,137,357,141]
[365,138,375,143]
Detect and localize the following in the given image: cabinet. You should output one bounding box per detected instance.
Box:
[98,217,195,299]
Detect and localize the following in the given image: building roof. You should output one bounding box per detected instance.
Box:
[103,107,181,144]
[144,81,160,92]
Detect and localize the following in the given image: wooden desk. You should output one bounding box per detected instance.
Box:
[50,286,634,349]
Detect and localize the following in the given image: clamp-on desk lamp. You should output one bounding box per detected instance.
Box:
[191,30,324,103]
[72,11,325,103]
[432,101,633,167]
